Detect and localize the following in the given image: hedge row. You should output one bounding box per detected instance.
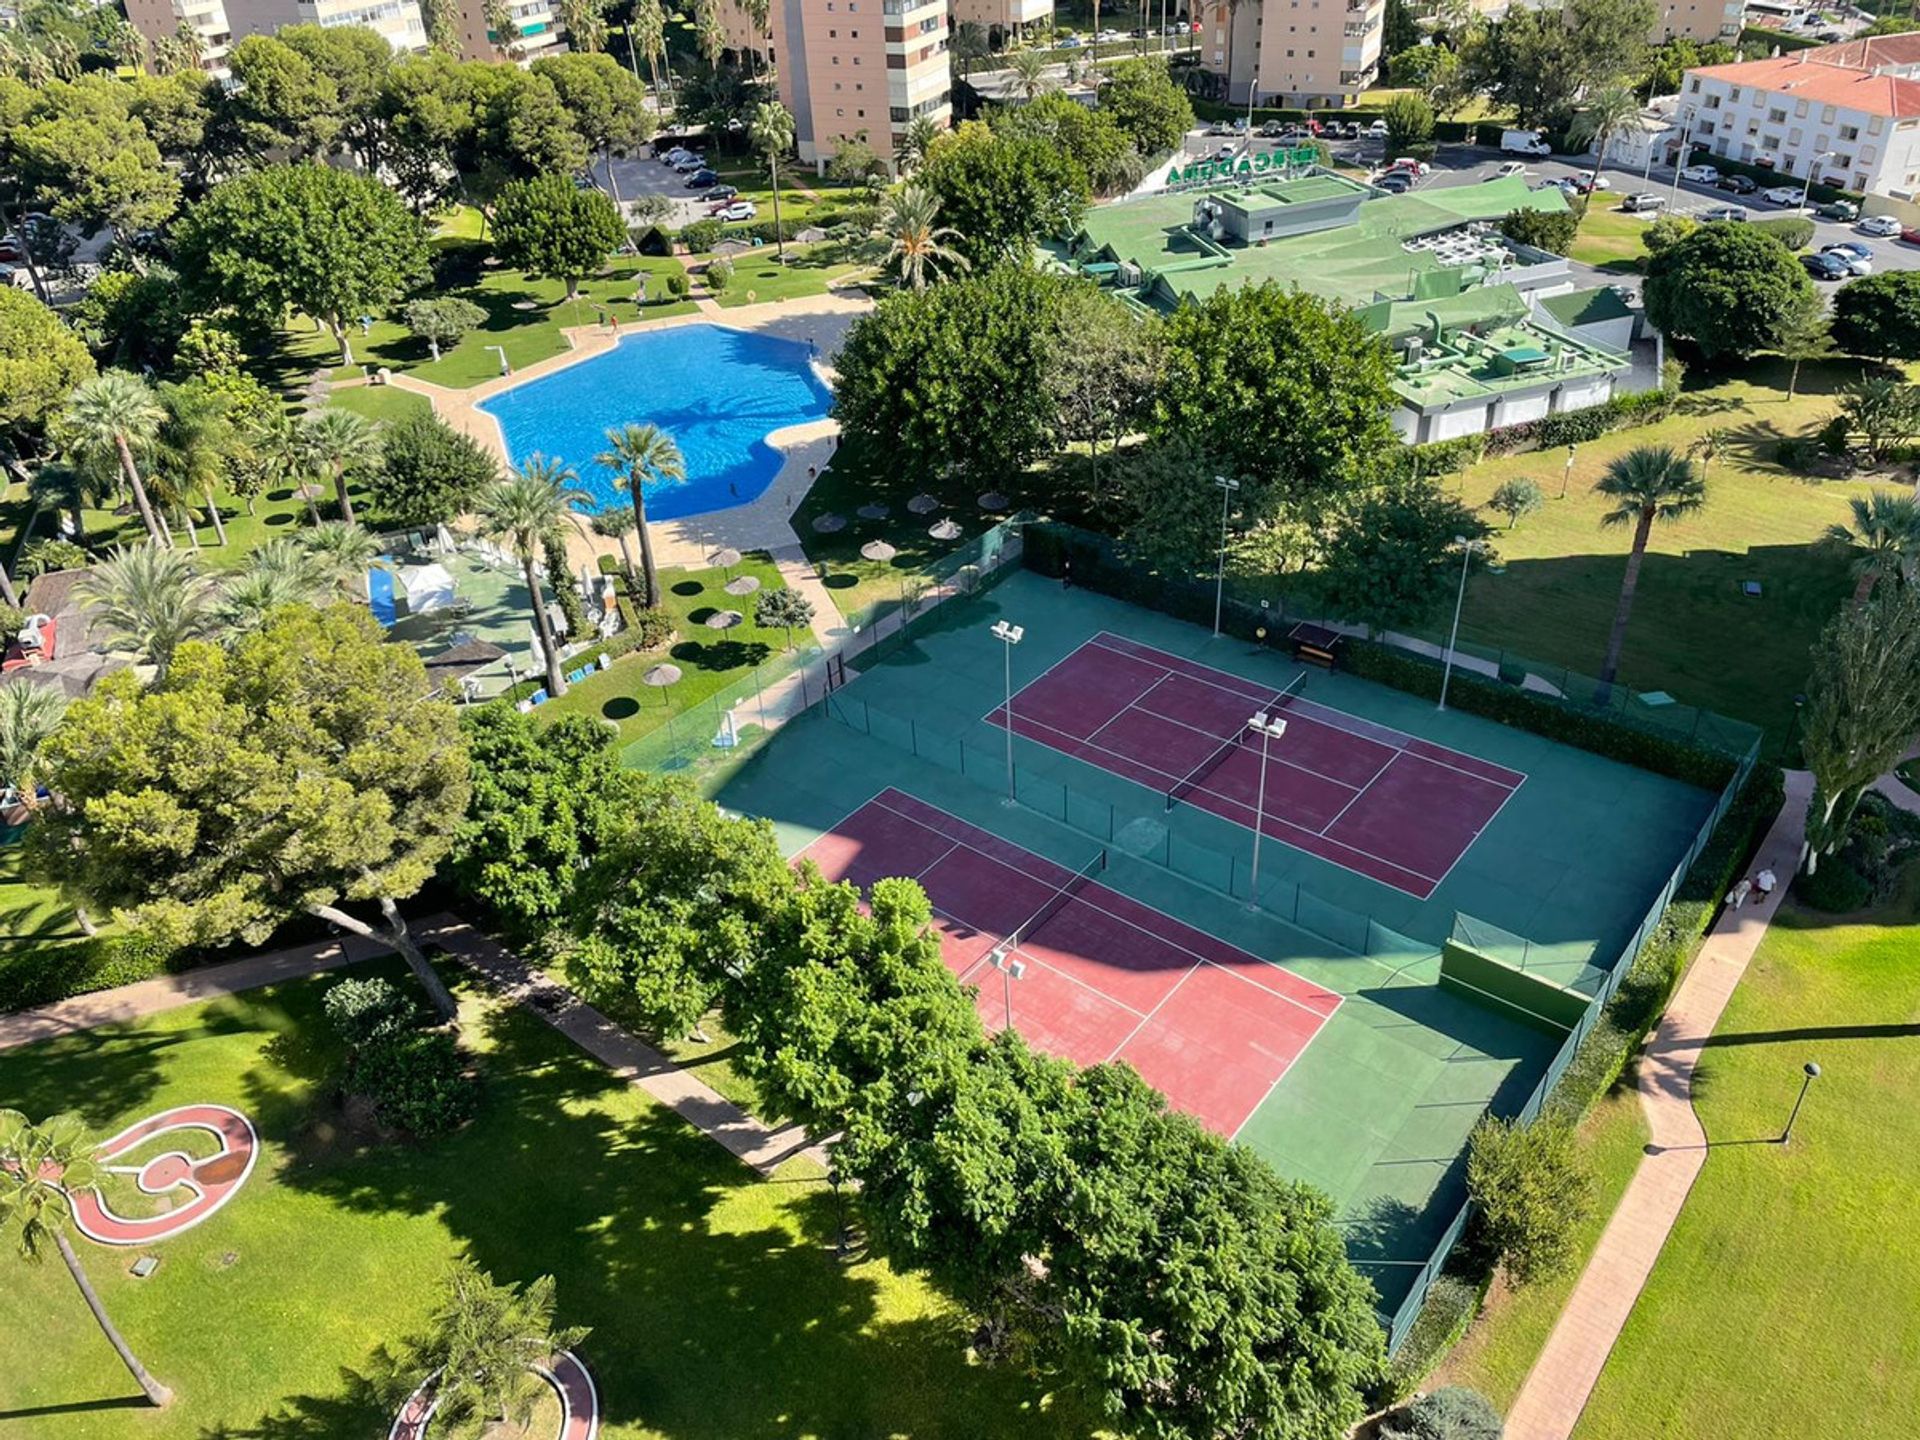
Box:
[2,929,181,1014]
[1388,374,1684,479]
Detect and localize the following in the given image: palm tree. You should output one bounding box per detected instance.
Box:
[60,372,168,548]
[595,424,684,608]
[951,21,988,82]
[1008,47,1052,100]
[1567,85,1640,199]
[215,565,319,635]
[27,459,105,549]
[0,682,65,806]
[245,410,321,525]
[1593,445,1706,688]
[1686,426,1731,482]
[294,409,382,528]
[1826,490,1920,607]
[152,381,239,548]
[750,100,796,261]
[591,507,641,582]
[420,1260,588,1432]
[878,185,971,290]
[693,0,725,68]
[476,458,585,698]
[743,0,771,74]
[300,521,385,600]
[899,114,939,172]
[78,544,219,682]
[631,0,667,96]
[0,1111,173,1406]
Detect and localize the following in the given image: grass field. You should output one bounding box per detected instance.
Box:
[708,237,881,307]
[1568,201,1655,272]
[0,961,1101,1438]
[0,844,103,1008]
[328,384,432,425]
[531,555,813,746]
[1568,875,1920,1438]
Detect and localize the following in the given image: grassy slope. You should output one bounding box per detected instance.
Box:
[0,845,102,1003]
[1570,877,1920,1439]
[0,962,1102,1439]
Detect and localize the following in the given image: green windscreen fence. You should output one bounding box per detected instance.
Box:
[1438,939,1587,1034]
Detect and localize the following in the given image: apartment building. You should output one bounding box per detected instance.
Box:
[230,0,428,53]
[452,0,566,60]
[773,0,951,171]
[1199,0,1385,109]
[1679,34,1920,197]
[950,0,1052,48]
[124,0,234,73]
[1653,0,1742,44]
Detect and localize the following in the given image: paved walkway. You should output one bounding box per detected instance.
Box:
[0,914,825,1179]
[1871,742,1920,819]
[1504,768,1815,1440]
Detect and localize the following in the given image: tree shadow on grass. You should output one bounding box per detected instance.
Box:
[670,638,772,672]
[254,985,1096,1440]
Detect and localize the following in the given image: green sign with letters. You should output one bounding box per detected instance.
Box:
[1163,145,1320,189]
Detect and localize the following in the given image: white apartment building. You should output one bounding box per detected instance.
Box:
[1679,34,1920,197]
[773,0,951,171]
[125,0,234,73]
[231,0,428,53]
[1200,0,1385,109]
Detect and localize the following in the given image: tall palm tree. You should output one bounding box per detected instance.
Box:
[595,424,684,608]
[214,565,319,636]
[1008,47,1052,100]
[1826,490,1920,608]
[78,544,219,683]
[750,100,796,261]
[1593,445,1706,688]
[476,458,585,698]
[693,0,725,68]
[294,409,382,528]
[60,372,168,548]
[591,507,641,582]
[299,520,385,601]
[152,381,238,548]
[878,185,971,290]
[899,114,939,172]
[29,459,108,549]
[631,0,667,97]
[245,410,322,526]
[950,21,988,83]
[0,682,66,806]
[0,1111,173,1406]
[1567,85,1640,199]
[743,0,771,74]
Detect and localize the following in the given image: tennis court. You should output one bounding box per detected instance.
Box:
[799,787,1342,1137]
[988,633,1525,900]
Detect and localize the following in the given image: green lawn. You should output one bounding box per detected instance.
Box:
[708,237,882,307]
[1569,875,1920,1438]
[0,961,1100,1438]
[0,844,109,1011]
[1429,359,1887,749]
[531,555,813,747]
[1568,200,1656,273]
[328,384,432,424]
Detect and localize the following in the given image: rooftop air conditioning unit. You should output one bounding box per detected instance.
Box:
[1117,261,1142,286]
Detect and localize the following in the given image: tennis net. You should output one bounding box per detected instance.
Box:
[1165,671,1308,812]
[1003,847,1108,954]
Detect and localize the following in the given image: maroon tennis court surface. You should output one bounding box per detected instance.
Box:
[799,788,1341,1138]
[988,633,1526,900]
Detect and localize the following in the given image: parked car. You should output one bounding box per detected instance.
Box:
[1619,191,1666,213]
[1802,251,1852,280]
[1858,214,1904,237]
[716,200,757,221]
[1717,173,1758,194]
[1376,172,1413,193]
[1258,119,1288,138]
[1495,160,1528,179]
[1826,240,1872,262]
[1901,225,1920,245]
[1701,204,1749,222]
[685,168,719,188]
[1215,144,1237,161]
[1367,118,1388,136]
[1761,185,1803,206]
[1570,173,1612,193]
[706,183,739,201]
[1388,157,1431,175]
[1818,199,1861,221]
[1680,163,1720,183]
[1531,176,1566,190]
[1059,34,1082,46]
[1821,245,1872,275]
[0,240,22,263]
[671,154,707,173]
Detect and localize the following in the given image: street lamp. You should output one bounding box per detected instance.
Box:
[1212,475,1240,636]
[1438,535,1482,713]
[1667,108,1699,209]
[988,948,1026,1028]
[991,619,1024,801]
[1781,1061,1821,1143]
[1560,443,1577,500]
[1245,710,1288,900]
[1800,150,1838,213]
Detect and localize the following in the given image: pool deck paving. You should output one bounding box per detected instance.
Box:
[1503,768,1813,1440]
[0,913,828,1177]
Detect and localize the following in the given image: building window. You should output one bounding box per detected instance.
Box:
[1840,124,1859,140]
[1688,77,1700,93]
[1822,105,1835,122]
[1767,108,1785,123]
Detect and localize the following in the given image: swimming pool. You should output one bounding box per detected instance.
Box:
[478,323,834,520]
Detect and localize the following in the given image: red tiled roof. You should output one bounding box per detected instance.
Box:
[1691,50,1920,118]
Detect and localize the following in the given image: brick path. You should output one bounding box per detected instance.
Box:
[1503,768,1814,1440]
[0,914,825,1178]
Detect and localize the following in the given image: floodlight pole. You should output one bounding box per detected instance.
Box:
[991,619,1024,800]
[1781,1061,1821,1144]
[1246,711,1287,900]
[990,949,1025,1029]
[1438,535,1480,713]
[1213,475,1240,636]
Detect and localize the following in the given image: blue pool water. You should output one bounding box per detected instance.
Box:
[478,324,834,520]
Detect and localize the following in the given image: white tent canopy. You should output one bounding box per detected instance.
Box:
[398,563,457,614]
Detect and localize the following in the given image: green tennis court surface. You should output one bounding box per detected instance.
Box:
[715,570,1713,1316]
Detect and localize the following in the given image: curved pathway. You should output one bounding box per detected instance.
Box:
[1504,768,1814,1440]
[390,1351,598,1440]
[70,1103,258,1246]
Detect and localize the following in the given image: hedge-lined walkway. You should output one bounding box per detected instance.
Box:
[1504,768,1814,1440]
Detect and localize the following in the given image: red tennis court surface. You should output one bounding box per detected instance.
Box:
[799,788,1342,1138]
[988,633,1526,900]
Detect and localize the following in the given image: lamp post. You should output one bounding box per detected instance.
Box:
[1438,535,1481,713]
[1781,1061,1821,1143]
[1667,108,1698,209]
[1800,150,1838,213]
[1560,443,1577,500]
[1212,475,1240,636]
[989,948,1026,1029]
[991,619,1024,800]
[1245,710,1288,901]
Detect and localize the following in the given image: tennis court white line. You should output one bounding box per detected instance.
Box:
[869,790,1340,1025]
[1412,764,1530,899]
[1130,683,1390,798]
[958,943,1154,1022]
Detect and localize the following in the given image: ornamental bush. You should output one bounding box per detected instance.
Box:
[678,219,723,253]
[322,977,415,1051]
[1465,1112,1591,1285]
[353,1029,475,1136]
[1380,1385,1504,1440]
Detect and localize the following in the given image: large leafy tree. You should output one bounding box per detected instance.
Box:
[221,33,342,158]
[530,51,652,203]
[490,174,626,303]
[0,286,93,437]
[919,121,1090,261]
[595,423,682,607]
[25,605,472,1018]
[0,1111,173,1406]
[1045,282,1160,491]
[1644,223,1816,362]
[1317,483,1490,636]
[995,91,1142,197]
[172,165,430,367]
[6,77,180,254]
[1383,91,1435,156]
[1832,269,1920,361]
[475,459,584,698]
[1155,281,1397,512]
[371,410,499,528]
[279,22,392,166]
[1098,55,1193,155]
[1799,586,1920,869]
[1592,444,1706,687]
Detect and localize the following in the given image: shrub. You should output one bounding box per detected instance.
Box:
[666,273,691,300]
[323,976,415,1051]
[1773,435,1821,469]
[1382,1274,1483,1403]
[599,605,676,659]
[1380,1385,1504,1440]
[1751,214,1814,250]
[372,411,500,528]
[352,1029,475,1137]
[678,218,723,253]
[1500,206,1578,256]
[1488,477,1545,529]
[1465,1111,1591,1285]
[1793,855,1871,911]
[705,256,734,292]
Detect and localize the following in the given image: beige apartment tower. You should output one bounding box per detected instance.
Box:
[768,0,952,171]
[1202,0,1385,108]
